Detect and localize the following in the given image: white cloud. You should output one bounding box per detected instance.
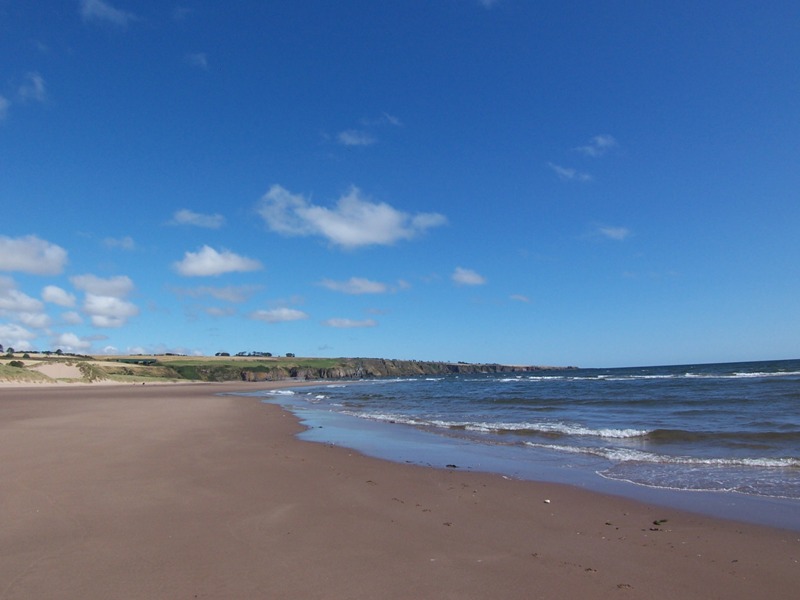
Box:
[547,162,592,182]
[103,236,135,250]
[171,209,225,228]
[452,267,487,286]
[0,277,50,331]
[205,306,236,317]
[598,226,631,241]
[71,274,134,297]
[250,308,309,323]
[0,235,68,275]
[83,294,139,328]
[43,285,76,307]
[576,134,618,157]
[319,277,388,295]
[337,129,376,146]
[0,278,44,313]
[510,294,530,303]
[80,0,136,26]
[17,312,52,329]
[186,53,208,70]
[62,311,84,325]
[17,72,46,103]
[54,332,92,352]
[0,323,36,350]
[174,246,263,277]
[257,185,447,249]
[69,274,138,328]
[323,318,378,328]
[173,285,261,303]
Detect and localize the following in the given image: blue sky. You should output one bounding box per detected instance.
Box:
[1,0,798,368]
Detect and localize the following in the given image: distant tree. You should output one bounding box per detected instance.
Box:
[6,347,14,354]
[9,360,24,368]
[0,344,3,353]
[285,352,295,358]
[23,353,31,359]
[215,352,230,357]
[56,348,63,355]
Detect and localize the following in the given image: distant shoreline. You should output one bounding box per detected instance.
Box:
[0,351,577,385]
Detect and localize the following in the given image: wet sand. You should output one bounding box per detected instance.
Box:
[1,383,798,599]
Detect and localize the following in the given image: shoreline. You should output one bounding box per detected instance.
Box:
[256,382,800,532]
[1,382,798,598]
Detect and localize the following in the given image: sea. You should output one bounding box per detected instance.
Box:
[235,359,800,530]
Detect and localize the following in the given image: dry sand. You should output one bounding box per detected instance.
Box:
[1,382,798,599]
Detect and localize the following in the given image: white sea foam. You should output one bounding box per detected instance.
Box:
[343,411,427,427]
[343,411,649,439]
[458,421,648,438]
[523,442,800,468]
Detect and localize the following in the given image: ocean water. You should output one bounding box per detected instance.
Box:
[239,359,800,526]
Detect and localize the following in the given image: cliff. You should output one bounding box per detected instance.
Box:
[238,358,575,383]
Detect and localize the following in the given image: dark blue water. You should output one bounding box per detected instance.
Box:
[236,359,800,527]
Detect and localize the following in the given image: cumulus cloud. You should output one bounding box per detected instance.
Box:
[174,246,263,277]
[576,134,618,157]
[547,162,592,182]
[83,294,139,328]
[62,311,84,325]
[0,277,44,313]
[452,267,487,286]
[53,332,92,352]
[0,235,68,275]
[323,318,377,328]
[80,0,136,26]
[0,323,36,350]
[337,129,376,146]
[71,274,134,297]
[250,308,309,323]
[70,274,138,328]
[0,276,50,331]
[17,312,52,328]
[171,209,225,229]
[257,185,447,249]
[319,277,388,295]
[598,226,631,241]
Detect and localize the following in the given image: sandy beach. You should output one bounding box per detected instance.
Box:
[1,382,798,599]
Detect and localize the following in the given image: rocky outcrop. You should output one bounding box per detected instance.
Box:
[239,359,575,382]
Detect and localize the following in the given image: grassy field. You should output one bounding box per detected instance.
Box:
[1,352,538,384]
[0,352,353,384]
[110,355,345,369]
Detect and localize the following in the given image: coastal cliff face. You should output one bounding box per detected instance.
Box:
[239,359,574,382]
[0,354,576,384]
